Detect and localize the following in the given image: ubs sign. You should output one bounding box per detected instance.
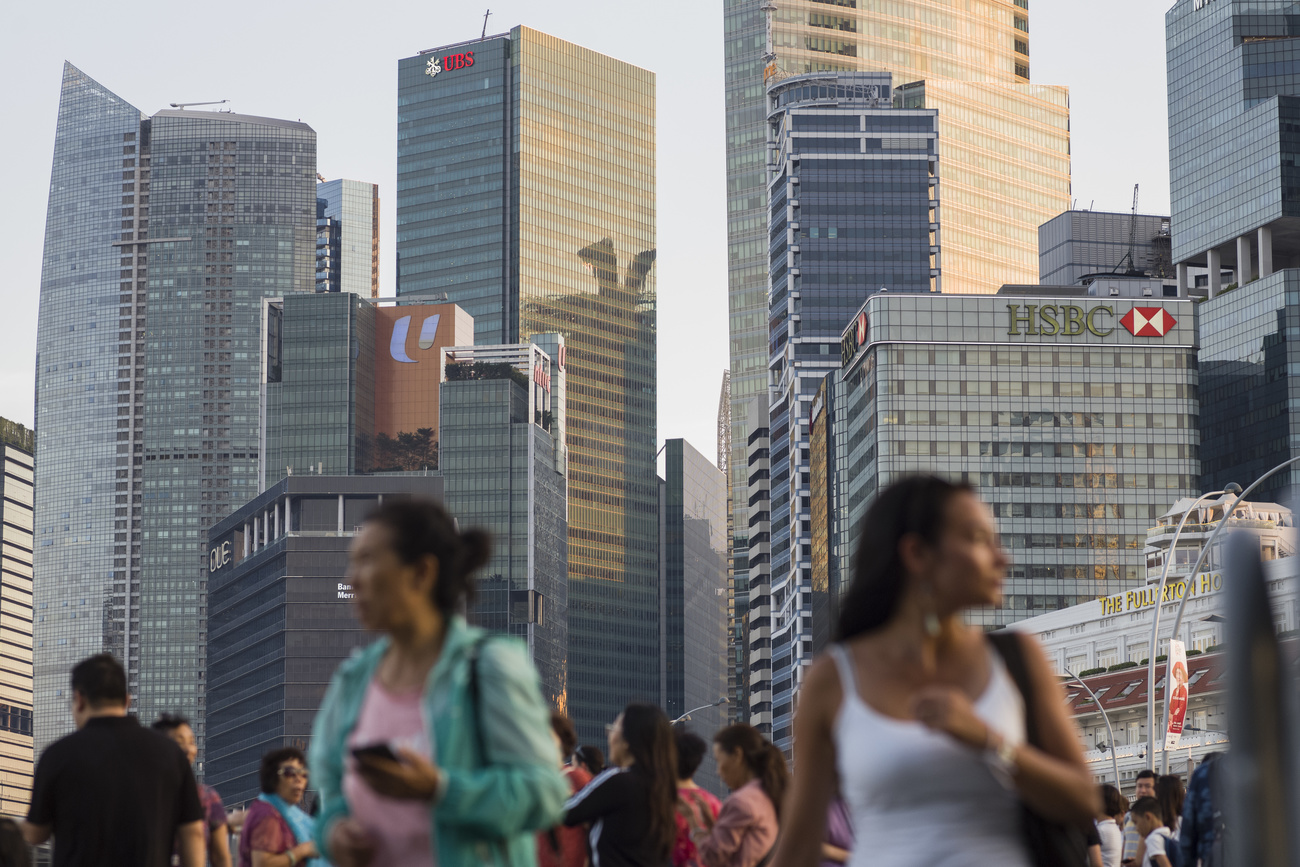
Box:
[425,51,475,77]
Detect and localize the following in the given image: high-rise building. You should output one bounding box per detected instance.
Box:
[397,27,657,738]
[836,290,1200,629]
[205,474,444,804]
[1166,0,1300,499]
[723,1,1071,665]
[659,439,729,793]
[0,420,34,814]
[742,400,772,733]
[439,339,569,707]
[316,179,379,296]
[33,63,317,752]
[762,71,938,747]
[260,294,474,487]
[1039,210,1174,286]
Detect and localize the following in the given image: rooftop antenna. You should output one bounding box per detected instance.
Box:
[169,99,230,111]
[482,9,491,39]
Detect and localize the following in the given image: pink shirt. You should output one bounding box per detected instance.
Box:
[698,781,777,867]
[343,678,436,866]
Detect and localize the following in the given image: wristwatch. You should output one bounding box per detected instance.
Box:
[287,851,298,867]
[985,732,1020,784]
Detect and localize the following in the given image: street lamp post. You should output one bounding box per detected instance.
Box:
[1064,666,1121,785]
[672,697,729,725]
[1144,487,1237,771]
[1156,453,1300,773]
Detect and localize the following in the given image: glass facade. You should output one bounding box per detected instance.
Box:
[205,475,444,805]
[837,292,1201,628]
[1167,0,1300,268]
[136,109,317,755]
[438,340,568,707]
[660,440,729,794]
[1198,270,1300,497]
[261,296,473,487]
[398,27,657,739]
[723,3,1070,697]
[34,64,147,750]
[1039,211,1173,285]
[763,72,937,748]
[0,424,35,814]
[316,179,380,297]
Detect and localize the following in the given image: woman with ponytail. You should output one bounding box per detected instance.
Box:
[695,724,786,867]
[308,498,569,867]
[770,476,1097,867]
[563,703,678,867]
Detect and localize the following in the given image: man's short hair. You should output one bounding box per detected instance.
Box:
[1135,769,1157,782]
[674,728,709,781]
[1130,796,1161,819]
[259,746,306,794]
[151,713,190,734]
[70,654,126,708]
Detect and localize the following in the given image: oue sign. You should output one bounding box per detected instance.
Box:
[209,541,231,573]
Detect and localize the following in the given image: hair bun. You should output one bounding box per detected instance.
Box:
[458,527,491,574]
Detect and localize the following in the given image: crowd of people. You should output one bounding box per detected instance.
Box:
[13,482,1231,867]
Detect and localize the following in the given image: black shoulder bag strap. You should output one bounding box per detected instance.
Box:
[986,631,1088,867]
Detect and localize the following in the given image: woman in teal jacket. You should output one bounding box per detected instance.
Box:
[309,498,569,867]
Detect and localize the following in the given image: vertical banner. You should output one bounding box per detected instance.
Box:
[1165,638,1189,749]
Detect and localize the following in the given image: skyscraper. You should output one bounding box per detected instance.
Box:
[723,2,1071,637]
[659,439,729,793]
[761,71,938,747]
[1039,210,1173,286]
[1166,0,1300,499]
[439,339,569,707]
[316,179,379,296]
[397,27,656,737]
[0,419,34,813]
[34,63,317,751]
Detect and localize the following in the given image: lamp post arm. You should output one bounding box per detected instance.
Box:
[1145,490,1225,771]
[672,698,729,725]
[1158,453,1300,773]
[1066,667,1121,786]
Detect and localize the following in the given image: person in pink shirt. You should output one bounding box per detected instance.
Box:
[695,725,787,867]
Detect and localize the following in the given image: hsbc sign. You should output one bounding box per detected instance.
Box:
[1005,303,1179,340]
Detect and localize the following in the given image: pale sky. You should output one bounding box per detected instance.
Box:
[0,0,1174,464]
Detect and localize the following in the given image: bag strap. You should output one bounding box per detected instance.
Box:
[986,631,1041,748]
[467,632,492,764]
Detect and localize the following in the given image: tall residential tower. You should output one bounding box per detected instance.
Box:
[397,28,656,737]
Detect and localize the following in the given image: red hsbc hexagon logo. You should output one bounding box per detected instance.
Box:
[1120,306,1177,337]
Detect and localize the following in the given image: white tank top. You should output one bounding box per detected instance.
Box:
[829,642,1032,867]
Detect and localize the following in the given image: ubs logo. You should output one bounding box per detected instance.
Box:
[390,315,441,363]
[425,51,474,77]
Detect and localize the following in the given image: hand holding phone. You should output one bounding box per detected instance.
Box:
[351,743,399,763]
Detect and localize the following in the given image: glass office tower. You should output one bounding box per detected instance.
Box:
[439,340,569,707]
[722,3,1071,650]
[762,71,938,748]
[1166,0,1300,498]
[34,63,317,752]
[316,179,379,296]
[398,27,656,738]
[660,439,729,794]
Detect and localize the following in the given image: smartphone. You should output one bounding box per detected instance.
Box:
[351,743,399,763]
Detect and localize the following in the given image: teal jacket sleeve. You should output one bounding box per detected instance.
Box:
[309,666,353,859]
[436,639,569,837]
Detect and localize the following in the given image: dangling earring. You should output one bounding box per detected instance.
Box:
[923,610,941,638]
[923,584,941,637]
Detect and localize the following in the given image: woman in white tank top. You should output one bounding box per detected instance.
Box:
[771,477,1098,867]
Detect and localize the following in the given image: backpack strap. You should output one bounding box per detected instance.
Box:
[987,631,1041,748]
[467,633,492,763]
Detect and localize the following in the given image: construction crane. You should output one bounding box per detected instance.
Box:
[1114,183,1140,274]
[169,99,230,111]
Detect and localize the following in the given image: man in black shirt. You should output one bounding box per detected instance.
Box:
[22,654,205,867]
